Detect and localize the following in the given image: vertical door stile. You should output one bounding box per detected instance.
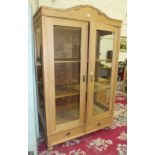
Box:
[108,27,117,113]
[110,28,121,113]
[87,22,96,122]
[80,22,88,125]
[42,17,56,135]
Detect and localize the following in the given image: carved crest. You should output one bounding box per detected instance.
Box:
[34,5,122,27]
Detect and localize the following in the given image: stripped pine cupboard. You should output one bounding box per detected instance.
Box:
[33,5,122,148]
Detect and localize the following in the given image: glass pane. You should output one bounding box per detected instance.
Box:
[93,30,114,116]
[54,26,81,60]
[54,25,81,125]
[35,27,45,120]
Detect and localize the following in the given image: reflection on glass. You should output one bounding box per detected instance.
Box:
[35,27,45,120]
[93,30,114,115]
[54,25,81,125]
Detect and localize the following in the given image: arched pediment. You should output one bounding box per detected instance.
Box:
[34,5,122,27]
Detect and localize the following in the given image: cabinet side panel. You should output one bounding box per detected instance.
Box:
[33,17,47,134]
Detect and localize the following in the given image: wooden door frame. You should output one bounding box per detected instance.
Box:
[42,16,88,135]
[87,22,119,122]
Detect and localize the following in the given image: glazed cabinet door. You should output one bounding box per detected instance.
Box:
[42,17,88,134]
[87,22,119,122]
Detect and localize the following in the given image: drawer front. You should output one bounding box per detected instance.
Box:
[85,115,113,133]
[48,127,83,146]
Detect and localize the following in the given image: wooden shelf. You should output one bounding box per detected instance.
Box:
[94,82,110,92]
[56,84,80,98]
[37,81,110,99]
[56,82,110,99]
[93,103,108,115]
[95,101,109,111]
[96,59,112,62]
[55,60,80,63]
[100,66,112,69]
[55,58,80,63]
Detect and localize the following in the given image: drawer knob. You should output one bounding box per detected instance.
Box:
[66,132,71,136]
[97,122,101,126]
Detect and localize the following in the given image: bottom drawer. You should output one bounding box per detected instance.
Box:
[85,115,113,133]
[48,126,83,147]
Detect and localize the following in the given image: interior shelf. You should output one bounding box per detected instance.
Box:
[100,66,112,69]
[56,84,80,98]
[94,82,110,91]
[55,82,110,99]
[54,58,80,63]
[38,79,110,99]
[93,102,108,115]
[96,59,112,62]
[55,60,80,63]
